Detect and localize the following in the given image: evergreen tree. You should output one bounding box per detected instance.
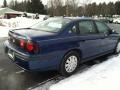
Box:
[107,2,115,17]
[8,0,120,16]
[3,0,7,7]
[9,0,47,14]
[115,1,120,15]
[30,0,46,14]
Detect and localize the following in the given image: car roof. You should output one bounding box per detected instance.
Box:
[49,16,94,22]
[65,17,92,20]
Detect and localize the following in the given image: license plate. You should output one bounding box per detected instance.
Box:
[8,49,15,61]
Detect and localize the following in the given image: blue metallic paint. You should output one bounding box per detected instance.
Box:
[4,18,120,72]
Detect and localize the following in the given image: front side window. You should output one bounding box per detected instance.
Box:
[79,20,96,35]
[95,21,109,34]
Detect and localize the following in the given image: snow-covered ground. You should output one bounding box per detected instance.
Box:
[0,26,11,37]
[50,55,120,90]
[0,17,42,28]
[0,17,43,38]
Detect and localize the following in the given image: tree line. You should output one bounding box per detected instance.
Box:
[47,0,120,17]
[1,0,120,17]
[2,0,47,14]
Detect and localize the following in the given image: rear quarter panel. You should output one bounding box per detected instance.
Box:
[36,34,80,67]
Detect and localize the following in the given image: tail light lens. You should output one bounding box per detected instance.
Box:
[20,39,25,48]
[26,41,34,52]
[19,39,39,54]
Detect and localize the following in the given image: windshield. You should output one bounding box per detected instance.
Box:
[31,18,71,33]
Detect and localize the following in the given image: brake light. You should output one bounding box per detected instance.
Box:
[26,41,34,52]
[20,39,25,48]
[26,41,39,53]
[20,39,39,53]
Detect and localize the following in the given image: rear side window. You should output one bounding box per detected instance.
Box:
[79,21,96,35]
[95,21,109,34]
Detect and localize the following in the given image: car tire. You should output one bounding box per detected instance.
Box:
[59,51,80,77]
[115,41,120,54]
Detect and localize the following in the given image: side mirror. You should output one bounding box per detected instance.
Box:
[111,29,118,34]
[112,29,115,33]
[69,26,77,34]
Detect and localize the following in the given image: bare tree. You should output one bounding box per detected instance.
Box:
[47,0,54,16]
[65,0,69,16]
[80,0,91,16]
[47,0,64,16]
[65,0,79,16]
[47,0,91,16]
[71,0,79,16]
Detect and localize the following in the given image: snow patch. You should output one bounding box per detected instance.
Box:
[50,55,120,90]
[0,17,42,28]
[0,26,11,37]
[0,17,44,38]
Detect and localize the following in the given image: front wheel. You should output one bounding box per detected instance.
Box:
[115,41,120,54]
[59,51,80,77]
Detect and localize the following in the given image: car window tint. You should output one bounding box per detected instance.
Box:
[79,21,96,35]
[95,21,109,34]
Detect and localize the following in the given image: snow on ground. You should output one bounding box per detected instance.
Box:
[0,26,11,37]
[0,17,44,38]
[1,17,42,28]
[49,55,120,90]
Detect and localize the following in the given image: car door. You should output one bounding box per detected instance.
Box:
[95,21,117,53]
[78,20,102,60]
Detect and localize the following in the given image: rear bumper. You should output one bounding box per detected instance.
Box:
[4,40,61,71]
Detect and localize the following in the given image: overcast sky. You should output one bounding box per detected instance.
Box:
[0,0,119,6]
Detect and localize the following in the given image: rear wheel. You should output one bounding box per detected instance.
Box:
[59,51,80,77]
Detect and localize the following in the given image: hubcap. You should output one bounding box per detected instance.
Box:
[116,42,120,53]
[65,55,78,73]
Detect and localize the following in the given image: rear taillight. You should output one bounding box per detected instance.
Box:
[26,41,34,52]
[19,39,39,53]
[26,41,39,53]
[20,39,25,48]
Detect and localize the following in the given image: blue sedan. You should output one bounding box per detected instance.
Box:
[4,17,120,76]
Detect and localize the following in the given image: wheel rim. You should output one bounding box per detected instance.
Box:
[116,42,120,53]
[65,55,78,73]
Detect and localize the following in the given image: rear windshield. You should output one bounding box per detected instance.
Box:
[31,18,71,33]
